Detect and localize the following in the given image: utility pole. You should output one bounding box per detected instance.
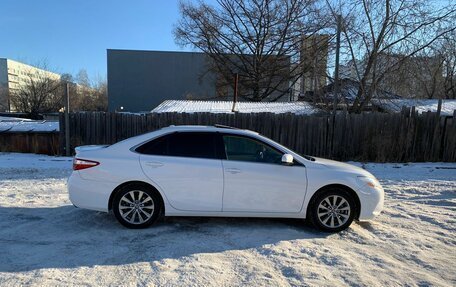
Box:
[333,14,342,114]
[64,82,70,156]
[231,73,239,112]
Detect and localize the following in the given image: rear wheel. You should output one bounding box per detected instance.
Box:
[309,189,356,232]
[112,184,162,229]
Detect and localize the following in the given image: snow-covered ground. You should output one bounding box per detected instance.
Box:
[0,153,455,286]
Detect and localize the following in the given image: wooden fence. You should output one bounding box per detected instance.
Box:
[0,132,60,155]
[60,110,456,162]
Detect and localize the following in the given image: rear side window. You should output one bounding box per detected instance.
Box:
[135,135,168,155]
[168,132,218,159]
[136,132,219,159]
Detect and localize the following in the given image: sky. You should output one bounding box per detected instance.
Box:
[0,0,205,80]
[1,0,451,81]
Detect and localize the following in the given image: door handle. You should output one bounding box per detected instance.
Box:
[145,161,164,168]
[226,168,241,174]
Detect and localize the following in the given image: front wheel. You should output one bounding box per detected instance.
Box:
[309,189,356,232]
[112,184,162,229]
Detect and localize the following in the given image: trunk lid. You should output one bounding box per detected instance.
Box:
[75,145,109,155]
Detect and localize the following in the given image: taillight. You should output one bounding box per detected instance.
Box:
[73,158,100,171]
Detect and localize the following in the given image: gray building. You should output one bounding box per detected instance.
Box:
[107,49,216,112]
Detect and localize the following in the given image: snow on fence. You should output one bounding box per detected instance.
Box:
[59,109,456,162]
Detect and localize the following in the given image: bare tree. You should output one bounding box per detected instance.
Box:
[57,70,107,112]
[77,77,108,111]
[327,0,456,112]
[440,31,456,99]
[67,70,108,112]
[379,52,445,99]
[76,69,90,88]
[409,53,445,99]
[174,0,328,101]
[60,73,81,111]
[10,66,62,119]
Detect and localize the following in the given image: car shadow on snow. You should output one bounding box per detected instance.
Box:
[0,205,330,272]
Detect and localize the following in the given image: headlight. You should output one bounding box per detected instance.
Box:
[357,176,382,191]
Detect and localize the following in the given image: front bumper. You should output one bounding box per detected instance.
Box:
[357,185,385,221]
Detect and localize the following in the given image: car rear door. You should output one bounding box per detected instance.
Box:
[220,134,307,213]
[138,132,224,212]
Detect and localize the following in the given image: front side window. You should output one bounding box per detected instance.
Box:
[223,135,283,164]
[136,132,218,159]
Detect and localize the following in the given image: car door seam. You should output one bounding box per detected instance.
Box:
[221,159,226,212]
[138,154,176,211]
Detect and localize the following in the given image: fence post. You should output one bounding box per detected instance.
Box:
[64,83,71,156]
[58,112,65,155]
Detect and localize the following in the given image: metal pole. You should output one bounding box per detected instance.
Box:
[232,73,239,112]
[64,83,70,156]
[333,14,342,113]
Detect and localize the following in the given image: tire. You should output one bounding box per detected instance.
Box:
[112,184,162,229]
[309,188,356,232]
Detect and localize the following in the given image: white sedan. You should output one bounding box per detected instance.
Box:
[68,125,384,232]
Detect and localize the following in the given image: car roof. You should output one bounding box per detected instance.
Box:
[109,125,260,150]
[160,125,259,135]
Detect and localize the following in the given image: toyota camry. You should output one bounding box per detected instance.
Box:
[68,125,384,232]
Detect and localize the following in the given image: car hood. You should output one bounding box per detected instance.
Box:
[313,157,373,177]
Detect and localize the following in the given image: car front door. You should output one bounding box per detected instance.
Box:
[221,134,307,213]
[138,132,224,212]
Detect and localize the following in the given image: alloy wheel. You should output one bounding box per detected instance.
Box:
[317,195,351,228]
[118,190,155,224]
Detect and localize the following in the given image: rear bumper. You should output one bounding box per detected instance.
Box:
[68,172,114,212]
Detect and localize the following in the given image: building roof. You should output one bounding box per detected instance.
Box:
[1,58,61,79]
[322,79,400,104]
[372,99,456,116]
[151,100,321,115]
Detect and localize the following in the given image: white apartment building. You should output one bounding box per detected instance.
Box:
[0,58,61,112]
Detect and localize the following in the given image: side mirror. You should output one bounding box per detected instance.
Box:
[281,154,294,165]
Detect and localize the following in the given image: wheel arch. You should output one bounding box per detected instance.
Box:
[108,180,165,214]
[307,184,361,220]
